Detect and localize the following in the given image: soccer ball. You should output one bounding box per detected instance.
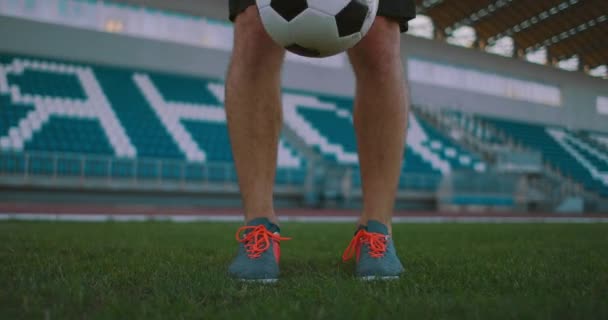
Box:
[256,0,379,58]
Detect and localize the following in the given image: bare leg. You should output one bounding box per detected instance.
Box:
[225,6,285,224]
[348,17,409,232]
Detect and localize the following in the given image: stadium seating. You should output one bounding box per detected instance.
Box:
[481,117,608,196]
[25,116,114,155]
[440,110,505,145]
[0,53,305,185]
[94,68,185,160]
[0,52,499,192]
[150,73,223,106]
[3,52,606,202]
[579,131,608,155]
[0,95,34,139]
[8,68,87,99]
[282,94,486,191]
[416,116,485,172]
[563,138,608,172]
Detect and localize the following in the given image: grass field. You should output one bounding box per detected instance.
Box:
[1,222,607,319]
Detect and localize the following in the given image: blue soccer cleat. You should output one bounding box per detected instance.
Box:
[342,220,405,280]
[228,217,290,283]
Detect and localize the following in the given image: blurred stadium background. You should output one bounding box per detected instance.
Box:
[0,0,607,220]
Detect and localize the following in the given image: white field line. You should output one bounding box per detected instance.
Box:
[0,214,607,224]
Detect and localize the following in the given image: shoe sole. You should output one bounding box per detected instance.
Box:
[359,275,400,281]
[238,278,279,284]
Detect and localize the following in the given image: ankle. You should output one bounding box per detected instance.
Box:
[245,213,279,226]
[359,217,392,234]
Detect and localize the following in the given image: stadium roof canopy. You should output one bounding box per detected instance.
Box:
[115,0,607,77]
[416,0,607,71]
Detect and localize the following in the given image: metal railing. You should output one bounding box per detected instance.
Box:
[343,167,443,194]
[0,151,306,189]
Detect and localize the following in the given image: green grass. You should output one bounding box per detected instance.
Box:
[1,222,607,319]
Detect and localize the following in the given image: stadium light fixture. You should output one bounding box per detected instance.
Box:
[525,47,548,65]
[556,55,580,71]
[487,0,580,45]
[445,0,514,35]
[589,65,607,78]
[486,36,514,57]
[417,0,444,14]
[446,26,476,48]
[407,15,434,39]
[527,15,607,53]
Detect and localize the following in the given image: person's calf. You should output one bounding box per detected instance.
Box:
[348,17,409,233]
[225,5,286,223]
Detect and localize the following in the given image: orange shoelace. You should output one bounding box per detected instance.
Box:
[235,225,291,259]
[342,229,388,262]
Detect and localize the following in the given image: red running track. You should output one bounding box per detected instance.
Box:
[0,203,606,223]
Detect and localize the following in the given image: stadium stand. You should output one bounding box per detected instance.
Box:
[416,115,485,172]
[579,131,608,155]
[2,52,606,203]
[282,93,487,191]
[563,136,608,172]
[440,110,505,146]
[2,52,482,193]
[480,117,608,197]
[0,53,306,185]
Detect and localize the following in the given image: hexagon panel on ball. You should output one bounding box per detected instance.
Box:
[307,0,351,16]
[335,0,371,37]
[270,0,309,22]
[259,5,292,46]
[287,8,341,57]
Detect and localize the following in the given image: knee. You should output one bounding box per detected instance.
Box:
[348,17,402,76]
[232,6,284,69]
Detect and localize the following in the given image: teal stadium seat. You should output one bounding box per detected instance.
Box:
[0,153,25,174]
[150,73,222,106]
[579,132,608,155]
[85,158,110,178]
[25,116,114,155]
[94,68,185,160]
[182,120,233,162]
[291,96,485,191]
[7,69,87,100]
[298,107,357,162]
[417,117,483,171]
[110,159,135,179]
[0,95,34,138]
[564,139,608,172]
[160,161,182,181]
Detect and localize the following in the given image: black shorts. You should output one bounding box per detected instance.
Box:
[229,0,416,32]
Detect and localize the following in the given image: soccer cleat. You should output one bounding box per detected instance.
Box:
[228,217,290,283]
[342,220,404,280]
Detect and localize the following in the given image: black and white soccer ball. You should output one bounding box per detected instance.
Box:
[256,0,379,58]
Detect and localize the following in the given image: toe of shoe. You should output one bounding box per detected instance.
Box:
[228,259,279,280]
[356,258,404,278]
